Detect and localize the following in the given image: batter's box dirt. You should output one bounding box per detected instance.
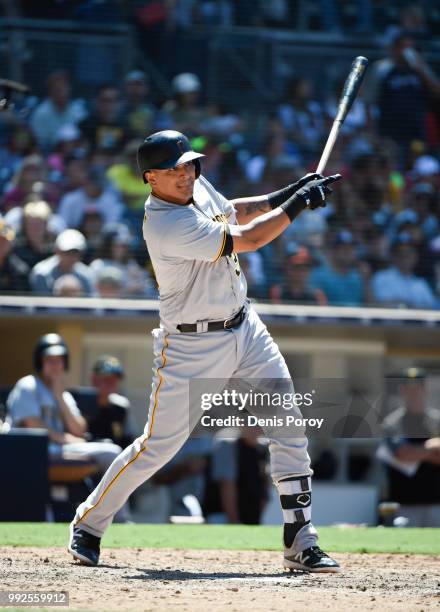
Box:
[1,548,439,611]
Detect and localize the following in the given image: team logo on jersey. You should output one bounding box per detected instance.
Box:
[213,214,228,224]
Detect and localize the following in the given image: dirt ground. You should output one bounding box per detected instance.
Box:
[1,547,439,611]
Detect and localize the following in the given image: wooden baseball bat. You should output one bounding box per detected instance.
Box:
[316,56,369,174]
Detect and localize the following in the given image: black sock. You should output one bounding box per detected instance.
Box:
[283,520,310,548]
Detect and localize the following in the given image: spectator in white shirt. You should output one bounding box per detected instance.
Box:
[30,229,95,295]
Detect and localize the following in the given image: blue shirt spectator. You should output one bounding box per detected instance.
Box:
[57,166,122,229]
[30,71,87,151]
[371,233,437,309]
[309,231,364,306]
[372,268,436,309]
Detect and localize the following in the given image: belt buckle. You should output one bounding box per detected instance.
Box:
[224,317,233,329]
[224,307,242,329]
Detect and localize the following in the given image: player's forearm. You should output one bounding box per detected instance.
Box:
[394,444,432,463]
[232,196,271,224]
[21,417,72,444]
[230,207,291,253]
[57,395,87,436]
[232,173,323,225]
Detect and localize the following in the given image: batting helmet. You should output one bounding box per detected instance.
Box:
[33,333,69,372]
[137,130,204,184]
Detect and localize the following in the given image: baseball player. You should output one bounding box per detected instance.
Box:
[69,130,341,573]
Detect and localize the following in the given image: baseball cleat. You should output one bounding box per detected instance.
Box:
[284,546,341,573]
[68,522,100,566]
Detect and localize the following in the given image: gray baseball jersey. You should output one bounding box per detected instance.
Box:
[142,175,247,332]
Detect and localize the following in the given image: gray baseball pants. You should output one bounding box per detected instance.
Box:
[73,306,317,552]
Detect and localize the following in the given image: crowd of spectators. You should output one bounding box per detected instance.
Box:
[8,1,440,37]
[0,8,440,308]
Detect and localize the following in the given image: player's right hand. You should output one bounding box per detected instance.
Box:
[296,174,342,210]
[292,172,324,191]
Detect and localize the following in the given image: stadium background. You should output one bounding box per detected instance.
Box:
[0,0,440,528]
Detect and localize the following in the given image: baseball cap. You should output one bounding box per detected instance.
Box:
[97,266,123,285]
[172,72,201,94]
[23,200,51,221]
[331,230,355,246]
[430,235,440,256]
[391,231,415,249]
[0,219,16,242]
[394,209,419,228]
[413,155,440,177]
[125,70,147,83]
[104,223,132,245]
[55,229,87,252]
[93,355,124,377]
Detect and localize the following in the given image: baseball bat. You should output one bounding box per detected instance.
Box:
[316,56,369,174]
[0,78,31,111]
[0,78,30,94]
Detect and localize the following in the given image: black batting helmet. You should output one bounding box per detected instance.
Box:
[137,130,204,184]
[33,333,69,372]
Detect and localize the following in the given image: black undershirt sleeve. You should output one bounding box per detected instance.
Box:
[221,225,234,257]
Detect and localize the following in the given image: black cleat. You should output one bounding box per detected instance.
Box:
[284,545,341,573]
[68,522,100,566]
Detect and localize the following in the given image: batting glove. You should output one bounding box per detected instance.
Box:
[267,172,324,210]
[280,174,342,221]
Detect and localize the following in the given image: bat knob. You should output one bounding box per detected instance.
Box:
[354,56,369,67]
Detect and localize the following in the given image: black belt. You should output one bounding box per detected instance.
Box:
[177,306,246,333]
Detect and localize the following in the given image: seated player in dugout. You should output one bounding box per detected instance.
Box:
[6,334,122,474]
[379,367,440,527]
[85,355,137,450]
[69,130,342,573]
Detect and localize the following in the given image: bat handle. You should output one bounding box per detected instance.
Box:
[316,120,341,174]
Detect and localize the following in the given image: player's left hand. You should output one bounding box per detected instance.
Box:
[296,174,342,210]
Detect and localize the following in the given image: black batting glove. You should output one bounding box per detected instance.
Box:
[296,174,342,210]
[294,172,325,191]
[267,172,324,210]
[280,174,342,221]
